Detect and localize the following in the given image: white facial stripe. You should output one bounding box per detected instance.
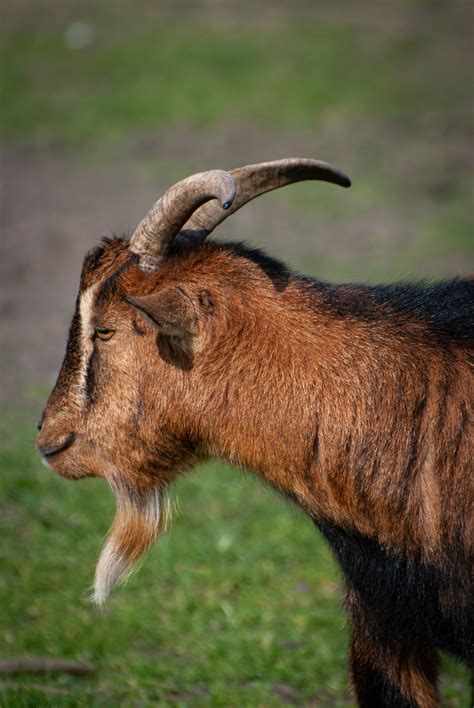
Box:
[77,283,99,405]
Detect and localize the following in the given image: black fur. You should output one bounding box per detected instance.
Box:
[314,519,473,664]
[313,279,474,347]
[53,298,82,392]
[84,347,99,406]
[349,649,429,708]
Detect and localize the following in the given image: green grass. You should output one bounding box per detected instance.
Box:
[0,415,470,706]
[2,26,376,144]
[1,17,469,149]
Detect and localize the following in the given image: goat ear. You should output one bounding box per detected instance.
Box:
[125,286,197,337]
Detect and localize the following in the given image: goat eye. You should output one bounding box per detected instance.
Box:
[94,328,115,341]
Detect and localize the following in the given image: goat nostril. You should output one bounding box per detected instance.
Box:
[37,410,45,432]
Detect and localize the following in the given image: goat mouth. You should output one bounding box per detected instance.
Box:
[41,433,77,459]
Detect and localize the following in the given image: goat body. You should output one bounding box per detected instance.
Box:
[37,160,473,707]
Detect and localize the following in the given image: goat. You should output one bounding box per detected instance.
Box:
[36,158,473,707]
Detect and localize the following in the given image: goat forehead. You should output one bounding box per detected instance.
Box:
[80,237,131,289]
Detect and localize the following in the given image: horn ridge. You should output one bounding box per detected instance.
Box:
[180,158,351,243]
[130,170,236,271]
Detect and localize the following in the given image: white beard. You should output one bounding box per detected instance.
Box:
[93,480,165,605]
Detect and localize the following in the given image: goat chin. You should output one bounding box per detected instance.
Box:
[93,479,165,605]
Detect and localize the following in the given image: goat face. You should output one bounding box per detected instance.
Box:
[37,239,199,485]
[36,238,212,602]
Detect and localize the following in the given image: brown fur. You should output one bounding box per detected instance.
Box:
[37,236,473,706]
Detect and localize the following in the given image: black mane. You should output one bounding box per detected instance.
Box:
[316,279,474,347]
[220,240,474,348]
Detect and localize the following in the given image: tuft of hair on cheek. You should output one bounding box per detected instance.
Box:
[93,479,169,606]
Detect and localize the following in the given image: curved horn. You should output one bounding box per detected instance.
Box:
[179,158,351,243]
[129,170,236,271]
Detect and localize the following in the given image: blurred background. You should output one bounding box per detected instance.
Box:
[1,1,472,705]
